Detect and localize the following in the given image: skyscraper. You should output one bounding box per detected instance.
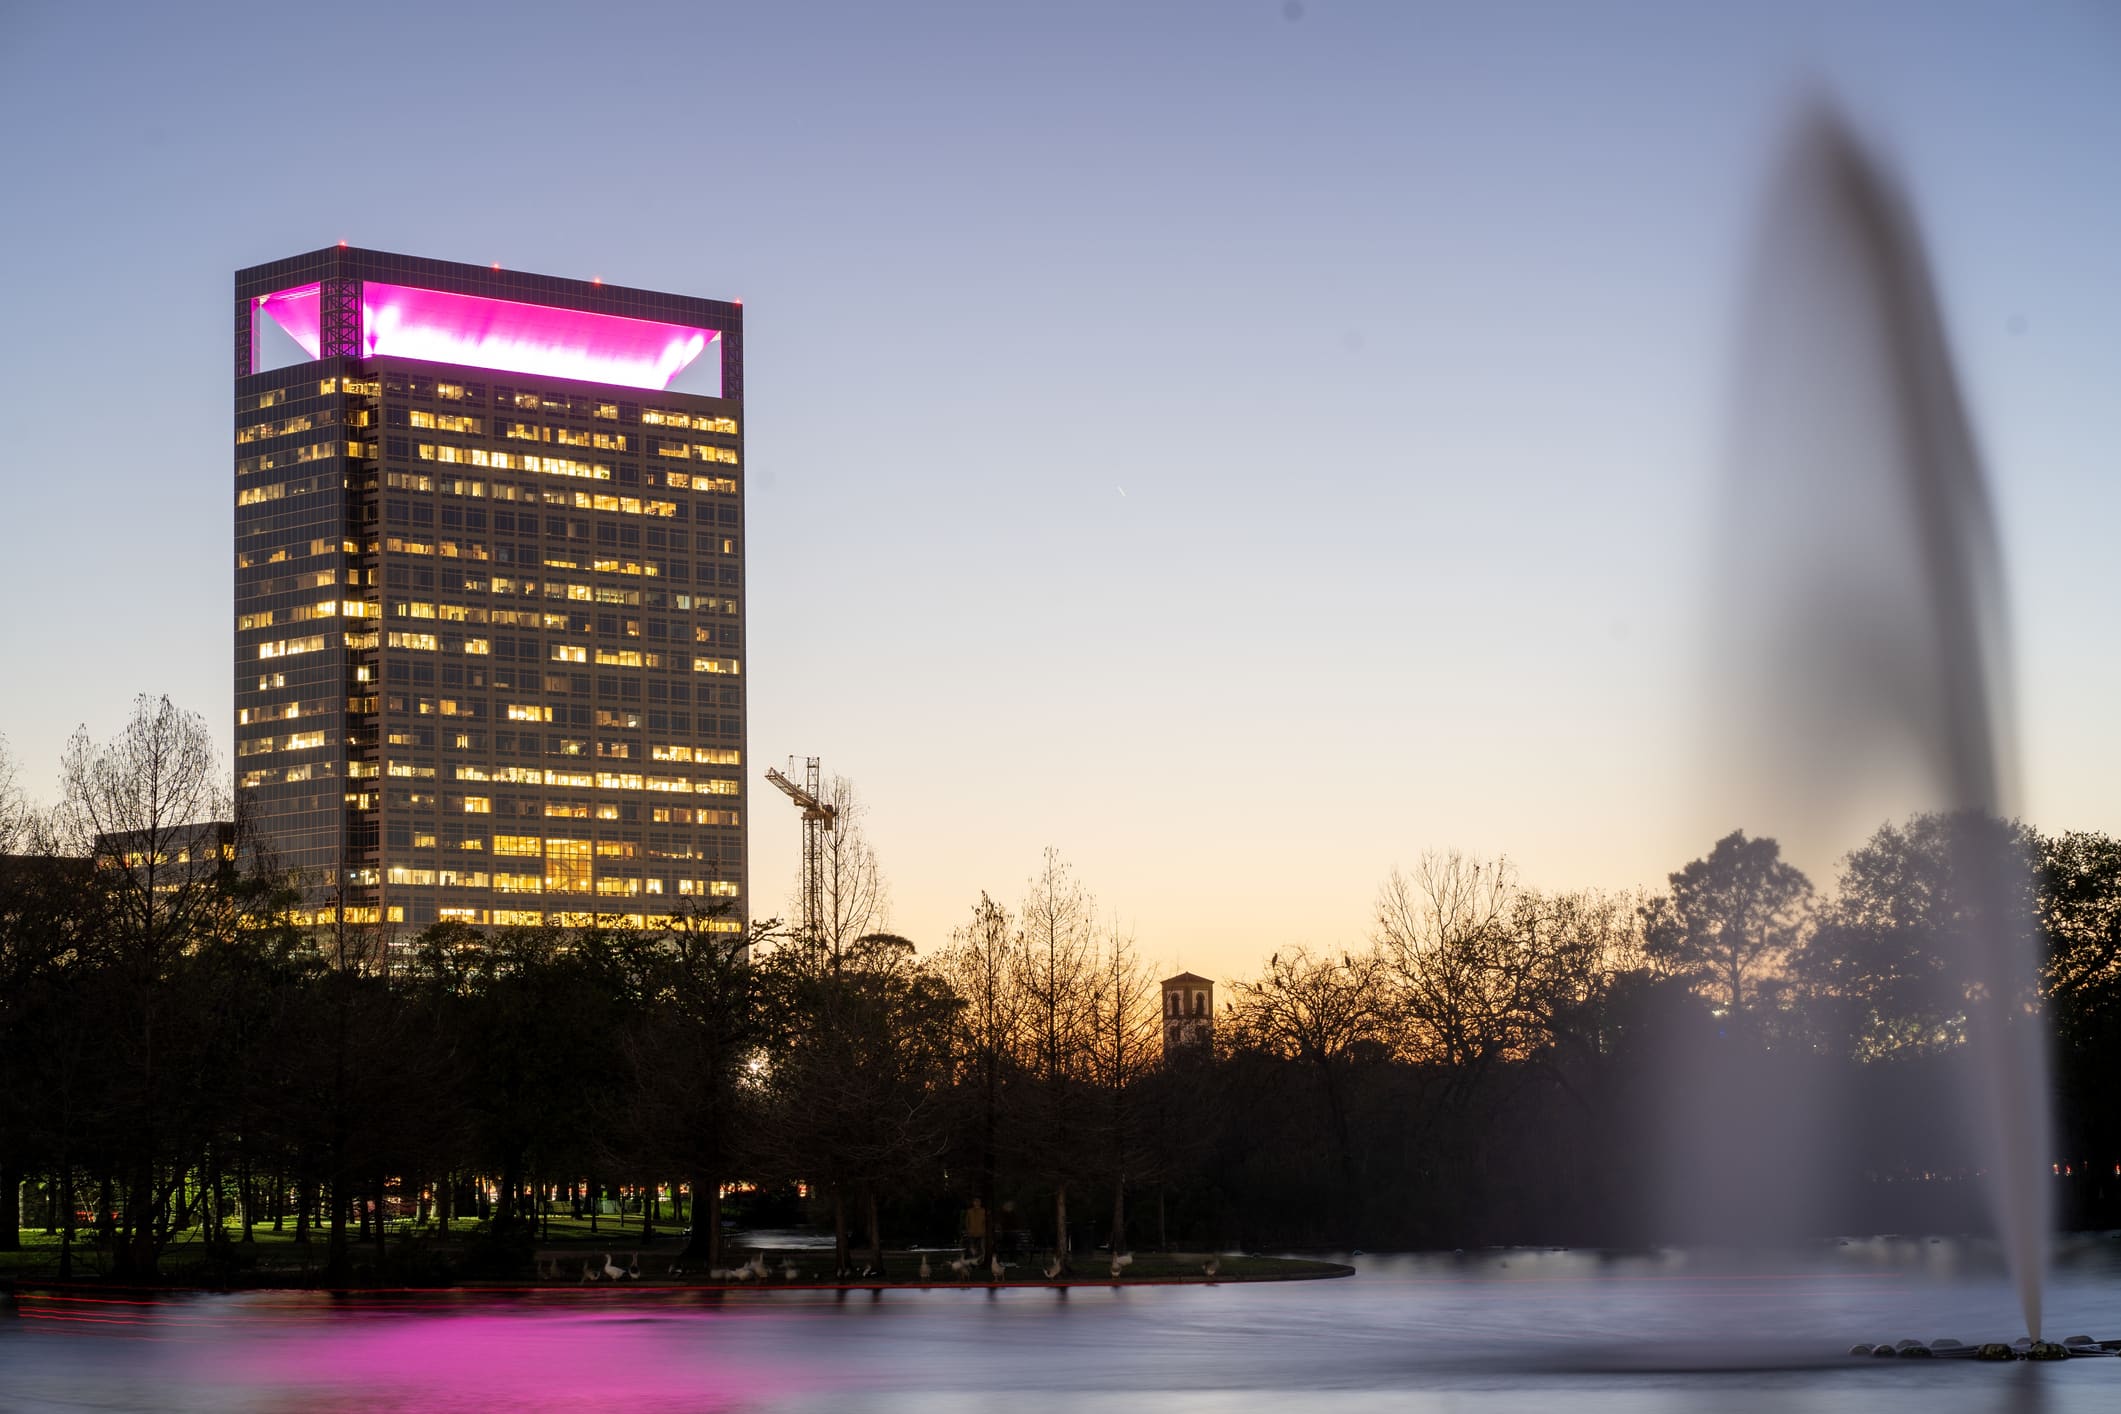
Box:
[234,248,745,936]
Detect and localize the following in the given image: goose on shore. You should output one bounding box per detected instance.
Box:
[918,1255,932,1281]
[1110,1253,1133,1278]
[1202,1256,1220,1278]
[1042,1255,1063,1280]
[603,1253,625,1281]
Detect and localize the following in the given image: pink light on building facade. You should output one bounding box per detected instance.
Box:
[252,282,717,391]
[361,283,713,389]
[254,284,324,360]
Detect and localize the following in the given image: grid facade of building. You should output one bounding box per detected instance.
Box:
[233,247,746,933]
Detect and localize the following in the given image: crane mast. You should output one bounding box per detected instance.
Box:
[763,756,837,945]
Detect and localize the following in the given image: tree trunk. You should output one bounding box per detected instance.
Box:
[57,1161,74,1282]
[119,1166,156,1279]
[1054,1182,1070,1268]
[372,1172,388,1261]
[866,1189,883,1276]
[1157,1185,1167,1252]
[326,1166,351,1285]
[497,1159,521,1235]
[832,1188,849,1277]
[1110,1177,1126,1254]
[640,1180,655,1241]
[438,1172,453,1237]
[706,1180,722,1271]
[0,1161,20,1251]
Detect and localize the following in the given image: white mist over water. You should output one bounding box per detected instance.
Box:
[1717,104,2052,1339]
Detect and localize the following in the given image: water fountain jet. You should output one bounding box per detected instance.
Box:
[1715,100,2052,1341]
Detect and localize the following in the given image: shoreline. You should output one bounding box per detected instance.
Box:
[2,1256,1355,1299]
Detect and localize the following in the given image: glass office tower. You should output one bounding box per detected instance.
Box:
[233,248,745,934]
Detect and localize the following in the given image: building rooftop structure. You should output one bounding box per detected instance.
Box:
[233,248,746,935]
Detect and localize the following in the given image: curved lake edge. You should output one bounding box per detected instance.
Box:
[2,1254,1354,1298]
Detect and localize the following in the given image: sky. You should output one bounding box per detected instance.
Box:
[0,1,2116,982]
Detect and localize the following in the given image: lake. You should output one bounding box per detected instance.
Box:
[5,1240,2120,1411]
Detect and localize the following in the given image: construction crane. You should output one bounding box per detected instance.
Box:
[764,756,837,944]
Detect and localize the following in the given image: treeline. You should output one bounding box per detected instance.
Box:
[2,696,2119,1283]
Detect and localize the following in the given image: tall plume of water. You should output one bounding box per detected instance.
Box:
[1714,103,2051,1338]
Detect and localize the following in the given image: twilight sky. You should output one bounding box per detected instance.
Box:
[0,1,2116,981]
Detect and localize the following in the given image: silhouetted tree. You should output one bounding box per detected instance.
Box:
[1643,830,1811,1020]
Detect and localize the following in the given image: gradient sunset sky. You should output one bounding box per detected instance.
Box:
[1,1,2115,981]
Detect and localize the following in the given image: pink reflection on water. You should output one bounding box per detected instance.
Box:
[148,1294,811,1413]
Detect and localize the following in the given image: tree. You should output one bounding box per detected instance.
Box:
[756,929,956,1275]
[2037,830,2121,1054]
[56,695,234,1277]
[809,775,886,964]
[1375,852,1532,1070]
[1013,848,1098,1266]
[934,893,1023,1227]
[1642,830,1811,1019]
[1223,944,1386,1206]
[620,905,773,1270]
[0,749,93,1257]
[0,733,27,856]
[1084,920,1157,1251]
[1798,812,2036,1061]
[2037,829,2121,1199]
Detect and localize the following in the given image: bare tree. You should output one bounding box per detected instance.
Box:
[1376,854,1619,1069]
[0,734,74,1255]
[809,775,887,969]
[1016,848,1098,1265]
[0,733,28,857]
[1085,918,1157,1252]
[59,695,233,955]
[55,695,232,1277]
[934,893,1022,1227]
[1223,944,1387,1204]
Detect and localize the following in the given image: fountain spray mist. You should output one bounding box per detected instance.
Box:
[1719,104,2051,1338]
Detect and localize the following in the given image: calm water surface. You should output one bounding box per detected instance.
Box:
[6,1241,2121,1412]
